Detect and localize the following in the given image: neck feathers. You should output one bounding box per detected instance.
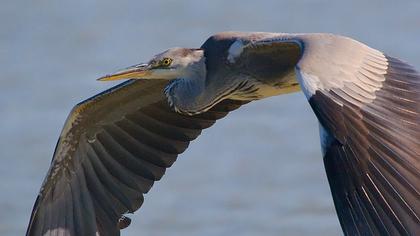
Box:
[164,57,207,115]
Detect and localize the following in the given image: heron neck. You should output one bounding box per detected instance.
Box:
[164,61,211,114]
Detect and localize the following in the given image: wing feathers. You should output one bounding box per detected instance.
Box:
[101,125,169,177]
[27,80,247,236]
[116,118,187,154]
[126,111,201,142]
[141,104,215,129]
[301,35,420,235]
[90,139,153,194]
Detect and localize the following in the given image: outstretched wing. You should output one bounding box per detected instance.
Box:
[297,35,420,235]
[26,79,247,236]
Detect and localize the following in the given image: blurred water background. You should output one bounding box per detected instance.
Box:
[1,0,419,235]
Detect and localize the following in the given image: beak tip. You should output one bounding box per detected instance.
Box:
[97,75,112,81]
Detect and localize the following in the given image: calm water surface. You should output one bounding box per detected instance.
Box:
[1,1,419,235]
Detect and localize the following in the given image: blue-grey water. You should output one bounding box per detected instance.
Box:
[1,1,419,235]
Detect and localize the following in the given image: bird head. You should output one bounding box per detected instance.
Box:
[98,48,205,81]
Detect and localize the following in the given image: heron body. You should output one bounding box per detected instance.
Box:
[27,32,420,236]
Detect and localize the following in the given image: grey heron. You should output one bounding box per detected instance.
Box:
[26,32,420,236]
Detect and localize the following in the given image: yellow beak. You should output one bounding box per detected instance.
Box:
[97,63,151,81]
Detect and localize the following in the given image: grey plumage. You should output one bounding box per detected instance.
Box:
[27,32,420,236]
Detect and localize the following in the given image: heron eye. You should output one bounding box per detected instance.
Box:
[161,58,172,67]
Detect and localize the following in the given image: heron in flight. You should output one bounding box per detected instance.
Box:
[27,32,419,236]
